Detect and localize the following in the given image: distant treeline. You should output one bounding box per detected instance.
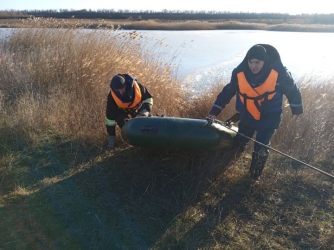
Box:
[1,9,334,24]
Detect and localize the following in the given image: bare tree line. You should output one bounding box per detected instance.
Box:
[0,9,334,24]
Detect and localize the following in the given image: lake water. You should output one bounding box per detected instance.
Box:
[2,28,334,90]
[128,30,334,90]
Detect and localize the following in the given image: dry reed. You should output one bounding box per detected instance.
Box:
[0,21,184,146]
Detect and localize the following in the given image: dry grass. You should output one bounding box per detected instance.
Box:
[0,18,333,249]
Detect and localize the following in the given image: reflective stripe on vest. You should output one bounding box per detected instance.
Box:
[237,69,278,120]
[111,81,142,110]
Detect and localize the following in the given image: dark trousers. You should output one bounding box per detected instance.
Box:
[234,119,276,155]
[106,110,135,136]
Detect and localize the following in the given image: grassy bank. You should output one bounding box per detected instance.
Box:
[1,17,334,32]
[1,21,334,249]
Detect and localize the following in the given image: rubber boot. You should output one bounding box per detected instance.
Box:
[107,135,116,149]
[249,152,268,183]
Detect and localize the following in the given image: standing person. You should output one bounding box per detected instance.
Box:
[106,74,153,149]
[208,44,303,183]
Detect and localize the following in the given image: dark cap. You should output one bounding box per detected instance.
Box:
[110,75,126,90]
[247,45,267,61]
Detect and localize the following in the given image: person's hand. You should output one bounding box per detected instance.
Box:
[138,112,149,117]
[205,114,216,125]
[138,109,149,117]
[207,114,216,119]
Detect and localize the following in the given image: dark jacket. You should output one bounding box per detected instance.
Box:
[106,74,153,135]
[209,44,303,130]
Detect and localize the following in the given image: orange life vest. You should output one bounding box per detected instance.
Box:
[111,81,142,110]
[237,69,278,120]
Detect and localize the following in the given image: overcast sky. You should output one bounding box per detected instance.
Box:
[1,0,333,14]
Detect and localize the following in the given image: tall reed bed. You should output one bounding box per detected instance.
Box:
[275,77,334,161]
[0,22,184,147]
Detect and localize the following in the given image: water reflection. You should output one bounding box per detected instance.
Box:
[133,30,334,90]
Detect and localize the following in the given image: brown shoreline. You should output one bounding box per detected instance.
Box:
[1,18,334,32]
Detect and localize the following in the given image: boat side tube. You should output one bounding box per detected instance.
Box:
[121,116,237,151]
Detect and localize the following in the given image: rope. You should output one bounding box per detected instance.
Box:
[206,117,334,180]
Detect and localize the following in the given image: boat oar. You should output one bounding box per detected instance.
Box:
[205,116,334,180]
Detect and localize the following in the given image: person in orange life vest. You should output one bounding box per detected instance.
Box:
[208,44,303,182]
[105,74,153,149]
